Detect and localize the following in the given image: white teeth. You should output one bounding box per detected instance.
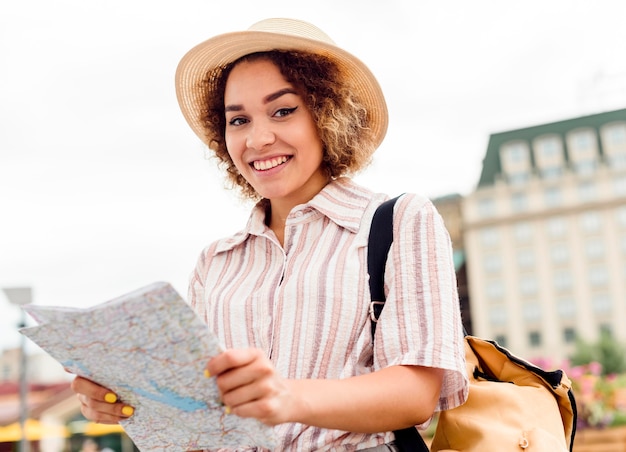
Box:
[253,156,288,171]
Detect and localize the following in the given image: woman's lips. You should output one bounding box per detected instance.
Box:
[252,155,291,171]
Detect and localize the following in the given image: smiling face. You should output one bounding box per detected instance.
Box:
[224,58,329,209]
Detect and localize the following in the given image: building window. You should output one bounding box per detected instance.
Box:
[610,154,626,169]
[613,175,626,195]
[495,334,508,347]
[574,130,594,149]
[602,122,626,169]
[567,128,599,177]
[551,243,570,264]
[574,161,598,176]
[484,254,502,274]
[480,228,499,247]
[486,280,505,301]
[544,186,562,207]
[554,269,573,291]
[528,331,542,347]
[585,238,605,260]
[563,327,576,343]
[578,181,597,202]
[534,135,562,159]
[541,167,563,179]
[504,142,530,163]
[501,141,532,185]
[511,192,528,212]
[605,122,626,146]
[517,248,535,269]
[514,222,533,242]
[534,135,565,180]
[557,297,576,318]
[520,275,538,296]
[600,324,613,337]
[591,293,612,314]
[508,173,531,185]
[589,265,609,287]
[522,303,541,322]
[568,129,598,156]
[488,305,507,326]
[478,197,496,218]
[580,211,601,232]
[616,206,626,227]
[547,217,567,237]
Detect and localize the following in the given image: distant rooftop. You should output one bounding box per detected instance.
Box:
[477,107,626,188]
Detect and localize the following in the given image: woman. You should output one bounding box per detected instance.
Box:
[72,18,468,451]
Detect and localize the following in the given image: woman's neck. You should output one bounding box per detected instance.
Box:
[263,176,332,246]
[266,201,291,247]
[265,182,329,246]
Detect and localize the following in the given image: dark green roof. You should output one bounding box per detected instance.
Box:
[477,108,626,188]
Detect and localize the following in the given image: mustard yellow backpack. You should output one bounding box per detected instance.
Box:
[368,197,577,452]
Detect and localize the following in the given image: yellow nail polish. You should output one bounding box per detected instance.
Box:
[224,406,231,415]
[204,369,211,378]
[122,406,134,416]
[104,393,117,404]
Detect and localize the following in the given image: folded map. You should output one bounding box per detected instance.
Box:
[20,281,276,451]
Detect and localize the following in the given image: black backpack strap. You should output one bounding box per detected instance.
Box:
[367,195,429,452]
[368,196,398,339]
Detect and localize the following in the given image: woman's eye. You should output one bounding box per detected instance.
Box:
[228,117,248,126]
[274,106,298,118]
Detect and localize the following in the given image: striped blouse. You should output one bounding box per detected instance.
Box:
[189,177,468,451]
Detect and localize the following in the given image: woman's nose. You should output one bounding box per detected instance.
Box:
[246,121,276,150]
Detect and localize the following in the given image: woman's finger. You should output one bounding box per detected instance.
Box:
[72,377,135,422]
[78,394,134,423]
[206,348,262,377]
[71,376,117,402]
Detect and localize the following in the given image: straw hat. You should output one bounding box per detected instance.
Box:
[175,18,388,150]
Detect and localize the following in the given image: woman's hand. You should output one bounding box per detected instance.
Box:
[206,348,300,426]
[71,376,135,424]
[209,353,442,433]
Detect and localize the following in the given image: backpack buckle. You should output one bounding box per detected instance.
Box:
[369,301,385,322]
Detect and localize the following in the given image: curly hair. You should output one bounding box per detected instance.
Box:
[200,50,376,200]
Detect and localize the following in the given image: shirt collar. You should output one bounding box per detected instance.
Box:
[306,177,374,232]
[214,178,374,254]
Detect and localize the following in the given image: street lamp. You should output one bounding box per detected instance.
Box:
[2,287,32,452]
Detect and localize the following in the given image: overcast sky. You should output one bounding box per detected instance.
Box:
[2,0,626,352]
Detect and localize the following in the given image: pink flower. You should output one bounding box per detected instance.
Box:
[569,365,585,379]
[588,361,603,376]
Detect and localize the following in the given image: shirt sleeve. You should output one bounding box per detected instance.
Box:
[372,193,469,412]
[187,245,211,325]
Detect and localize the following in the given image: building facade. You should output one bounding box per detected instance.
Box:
[432,193,472,335]
[463,108,626,360]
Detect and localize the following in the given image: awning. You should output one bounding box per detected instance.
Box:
[0,419,69,442]
[68,420,125,437]
[83,422,125,436]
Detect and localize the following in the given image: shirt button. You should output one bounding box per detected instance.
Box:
[295,211,304,218]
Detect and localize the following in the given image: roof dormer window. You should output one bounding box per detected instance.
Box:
[567,128,599,175]
[500,140,531,185]
[533,134,564,180]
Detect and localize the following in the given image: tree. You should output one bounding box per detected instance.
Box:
[570,330,626,376]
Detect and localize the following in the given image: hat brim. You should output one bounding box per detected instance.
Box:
[175,27,388,151]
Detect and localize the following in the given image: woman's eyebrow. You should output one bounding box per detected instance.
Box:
[264,88,298,103]
[225,104,243,113]
[225,88,298,113]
